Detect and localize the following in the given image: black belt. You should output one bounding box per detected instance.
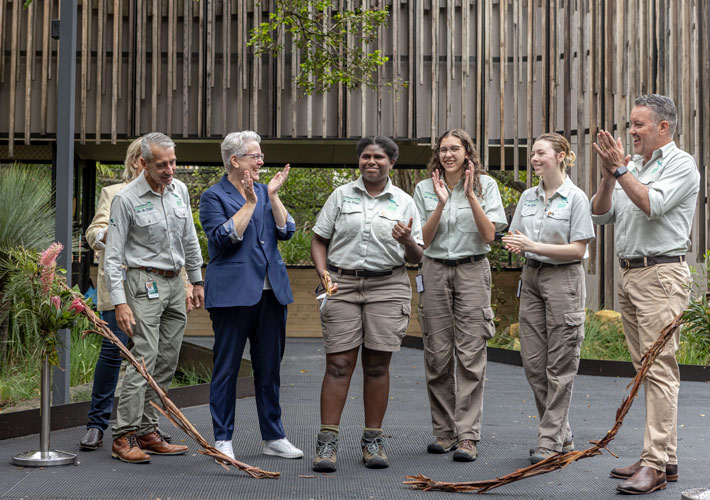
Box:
[619,255,685,270]
[327,264,403,278]
[134,266,180,278]
[431,254,487,267]
[526,259,580,269]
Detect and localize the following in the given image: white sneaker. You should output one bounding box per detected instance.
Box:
[263,437,304,459]
[214,440,235,461]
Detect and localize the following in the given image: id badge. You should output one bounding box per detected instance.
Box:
[145,280,159,299]
[516,279,522,298]
[415,273,424,293]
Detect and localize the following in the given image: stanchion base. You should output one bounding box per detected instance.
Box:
[12,449,77,467]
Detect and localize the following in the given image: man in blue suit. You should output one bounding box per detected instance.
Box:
[199,130,302,460]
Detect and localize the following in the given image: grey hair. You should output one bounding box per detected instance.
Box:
[221,131,261,174]
[141,132,176,163]
[634,94,678,136]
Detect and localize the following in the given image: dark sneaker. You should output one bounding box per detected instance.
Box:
[427,436,458,454]
[312,432,338,472]
[361,430,389,469]
[453,439,477,462]
[530,447,558,464]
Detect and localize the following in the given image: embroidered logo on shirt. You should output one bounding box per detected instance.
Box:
[556,198,569,209]
[650,160,662,174]
[134,201,154,214]
[386,199,399,211]
[171,192,184,207]
[343,195,361,205]
[424,191,439,202]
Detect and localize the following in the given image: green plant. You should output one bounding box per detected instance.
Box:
[249,1,400,95]
[680,251,710,365]
[172,362,212,387]
[278,227,313,265]
[193,209,210,264]
[69,332,102,386]
[0,243,91,367]
[580,311,631,362]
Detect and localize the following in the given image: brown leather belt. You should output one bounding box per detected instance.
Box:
[527,259,580,269]
[327,264,403,278]
[619,255,685,270]
[135,266,180,278]
[431,254,486,267]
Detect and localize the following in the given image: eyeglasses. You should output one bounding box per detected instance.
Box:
[239,153,265,161]
[437,146,463,156]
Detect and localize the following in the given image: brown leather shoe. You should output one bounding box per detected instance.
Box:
[111,433,151,463]
[138,431,188,455]
[616,466,666,495]
[611,460,678,482]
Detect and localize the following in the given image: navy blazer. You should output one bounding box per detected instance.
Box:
[199,175,295,308]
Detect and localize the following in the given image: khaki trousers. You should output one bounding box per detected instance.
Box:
[518,263,585,451]
[617,262,690,471]
[418,257,495,441]
[113,269,187,437]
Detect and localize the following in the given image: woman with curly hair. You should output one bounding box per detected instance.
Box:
[502,133,594,464]
[413,129,507,462]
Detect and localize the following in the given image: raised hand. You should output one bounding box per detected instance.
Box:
[501,230,534,255]
[242,168,258,204]
[392,217,414,244]
[431,170,449,205]
[593,131,630,177]
[463,160,476,200]
[268,164,291,197]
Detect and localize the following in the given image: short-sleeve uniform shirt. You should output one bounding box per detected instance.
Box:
[313,177,424,271]
[509,176,595,264]
[413,174,508,259]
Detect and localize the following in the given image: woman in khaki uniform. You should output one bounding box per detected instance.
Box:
[413,129,507,462]
[502,133,595,464]
[310,136,423,473]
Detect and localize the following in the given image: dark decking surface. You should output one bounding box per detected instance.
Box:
[2,338,709,499]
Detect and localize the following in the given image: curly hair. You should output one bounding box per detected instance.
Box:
[426,129,485,195]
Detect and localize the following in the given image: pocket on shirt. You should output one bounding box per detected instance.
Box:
[135,213,162,245]
[456,206,478,233]
[375,210,402,239]
[546,207,571,221]
[336,205,363,238]
[173,206,188,235]
[521,205,538,217]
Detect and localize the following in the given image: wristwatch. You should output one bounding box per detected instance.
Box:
[612,165,628,178]
[192,280,205,287]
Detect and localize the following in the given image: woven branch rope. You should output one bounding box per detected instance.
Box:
[66,285,280,479]
[404,312,684,493]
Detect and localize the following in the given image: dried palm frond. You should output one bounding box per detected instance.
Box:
[405,312,685,494]
[65,284,279,479]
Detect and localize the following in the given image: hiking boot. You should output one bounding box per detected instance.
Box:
[361,430,389,469]
[529,439,574,456]
[427,436,458,454]
[312,432,338,472]
[453,439,478,462]
[530,447,558,464]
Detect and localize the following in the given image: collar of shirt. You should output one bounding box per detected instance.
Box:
[135,172,176,197]
[631,140,676,173]
[534,175,573,201]
[352,176,395,198]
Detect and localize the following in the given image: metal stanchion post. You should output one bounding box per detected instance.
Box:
[12,357,77,467]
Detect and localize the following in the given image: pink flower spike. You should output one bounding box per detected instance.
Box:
[39,242,63,292]
[51,295,61,311]
[68,298,86,315]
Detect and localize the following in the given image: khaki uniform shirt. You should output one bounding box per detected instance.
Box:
[413,174,508,259]
[590,141,700,259]
[313,177,424,271]
[104,174,203,305]
[509,176,595,264]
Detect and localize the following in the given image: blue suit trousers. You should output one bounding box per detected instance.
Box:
[209,290,287,442]
[87,310,130,430]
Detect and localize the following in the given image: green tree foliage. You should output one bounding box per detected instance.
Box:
[249,0,403,94]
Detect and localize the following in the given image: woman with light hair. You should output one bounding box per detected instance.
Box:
[199,131,303,460]
[502,132,595,464]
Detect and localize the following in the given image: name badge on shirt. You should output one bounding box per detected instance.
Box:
[145,281,159,299]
